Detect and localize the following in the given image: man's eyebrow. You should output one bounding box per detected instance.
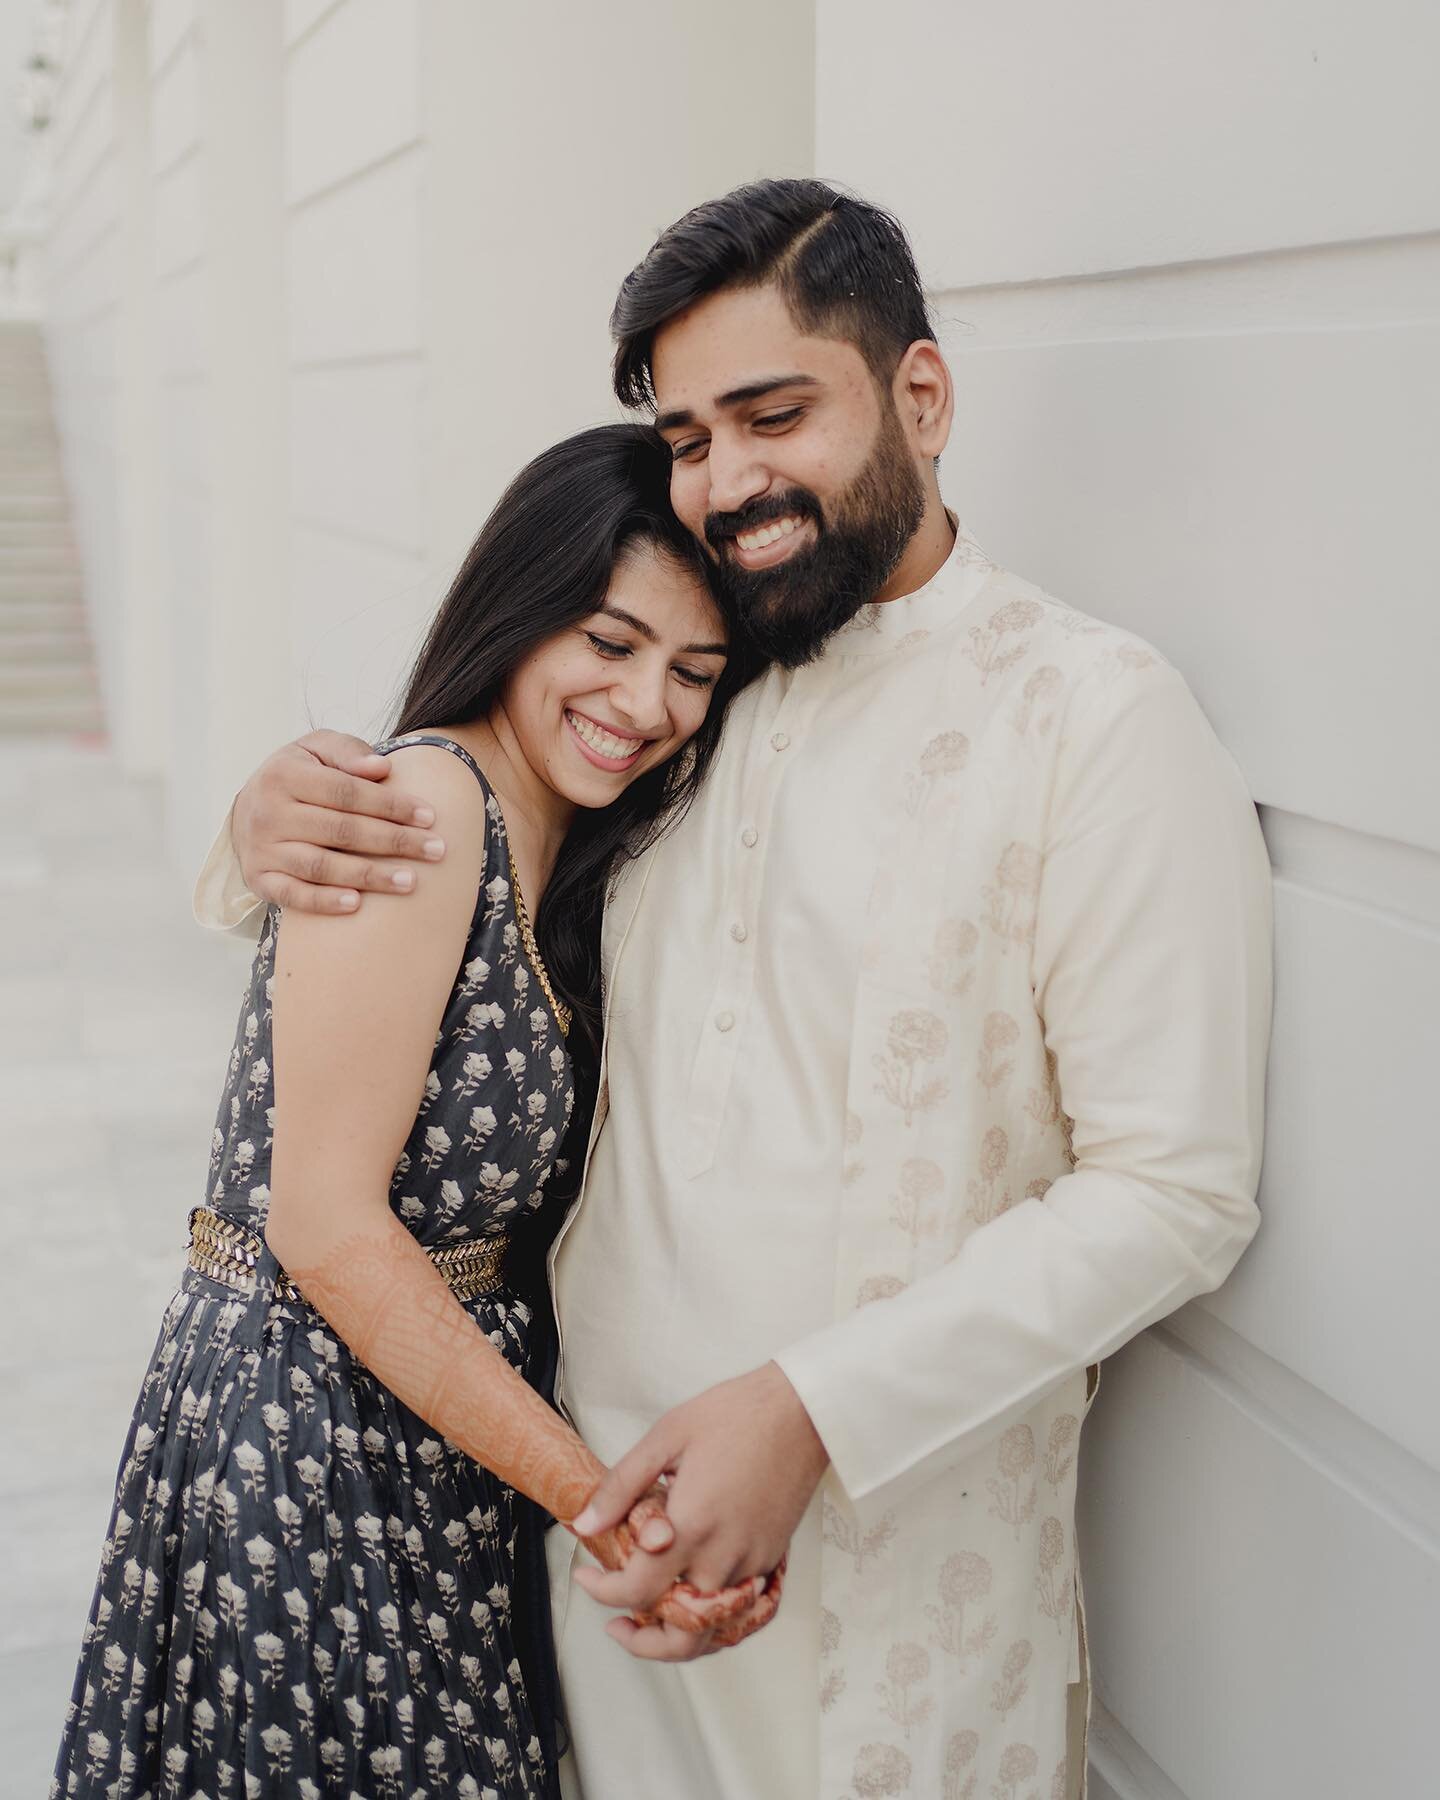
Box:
[654,373,820,434]
[596,606,727,657]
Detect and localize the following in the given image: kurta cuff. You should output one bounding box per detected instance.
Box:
[192,806,266,937]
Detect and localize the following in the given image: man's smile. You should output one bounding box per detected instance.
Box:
[725,515,816,572]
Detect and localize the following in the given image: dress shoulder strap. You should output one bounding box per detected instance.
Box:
[371,732,492,801]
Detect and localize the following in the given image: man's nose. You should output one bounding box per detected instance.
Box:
[705,434,770,518]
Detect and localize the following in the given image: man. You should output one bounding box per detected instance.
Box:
[199,180,1271,1798]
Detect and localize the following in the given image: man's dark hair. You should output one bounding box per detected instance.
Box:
[611,178,935,410]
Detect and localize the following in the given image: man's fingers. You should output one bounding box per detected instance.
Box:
[573,1438,676,1538]
[296,730,392,778]
[253,872,359,917]
[293,765,438,831]
[291,807,446,866]
[270,845,434,899]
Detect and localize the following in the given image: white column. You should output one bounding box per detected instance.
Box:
[164,0,290,867]
[111,0,167,777]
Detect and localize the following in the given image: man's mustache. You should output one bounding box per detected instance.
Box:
[704,492,822,552]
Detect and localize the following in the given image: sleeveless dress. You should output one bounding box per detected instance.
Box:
[52,735,576,1800]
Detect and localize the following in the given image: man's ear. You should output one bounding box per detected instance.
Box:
[894,340,954,461]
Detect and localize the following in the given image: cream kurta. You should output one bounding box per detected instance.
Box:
[197,530,1272,1800]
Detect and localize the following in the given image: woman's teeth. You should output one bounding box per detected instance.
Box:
[735,515,804,553]
[566,711,643,761]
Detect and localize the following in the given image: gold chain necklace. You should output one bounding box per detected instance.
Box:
[507,848,572,1038]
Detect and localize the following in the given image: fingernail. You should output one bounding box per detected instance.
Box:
[413,805,436,826]
[338,893,359,911]
[391,870,415,891]
[423,838,445,860]
[572,1507,597,1535]
[639,1522,669,1551]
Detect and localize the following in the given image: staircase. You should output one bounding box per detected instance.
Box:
[0,322,103,736]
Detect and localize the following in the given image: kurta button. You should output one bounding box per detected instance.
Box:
[770,731,790,751]
[715,1010,736,1032]
[741,827,758,848]
[730,922,748,943]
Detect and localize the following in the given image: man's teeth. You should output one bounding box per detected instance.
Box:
[567,712,642,761]
[736,515,804,553]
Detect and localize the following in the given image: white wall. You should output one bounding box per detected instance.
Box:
[46,0,816,866]
[45,1,1435,1790]
[818,3,1439,1796]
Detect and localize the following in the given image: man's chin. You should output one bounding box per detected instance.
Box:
[735,583,869,669]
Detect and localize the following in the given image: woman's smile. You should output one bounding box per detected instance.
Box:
[564,707,652,772]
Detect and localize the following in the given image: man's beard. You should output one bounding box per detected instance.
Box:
[704,405,926,670]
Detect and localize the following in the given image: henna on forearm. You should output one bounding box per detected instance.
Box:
[285,1218,605,1521]
[284,1217,765,1634]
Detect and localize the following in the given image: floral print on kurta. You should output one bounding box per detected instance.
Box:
[53,735,574,1800]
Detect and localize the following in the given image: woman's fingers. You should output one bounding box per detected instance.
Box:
[603,1616,715,1662]
[645,1573,767,1632]
[626,1484,675,1554]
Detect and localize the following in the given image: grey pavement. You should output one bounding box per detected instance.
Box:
[0,737,253,1797]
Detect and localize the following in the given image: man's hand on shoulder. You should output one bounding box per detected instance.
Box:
[233,730,448,914]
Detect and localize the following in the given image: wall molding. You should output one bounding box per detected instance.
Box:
[285,139,423,220]
[1089,1701,1194,1800]
[933,230,1440,350]
[1161,1305,1440,1558]
[1260,805,1440,931]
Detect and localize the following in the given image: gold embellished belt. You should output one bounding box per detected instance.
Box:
[186,1207,508,1304]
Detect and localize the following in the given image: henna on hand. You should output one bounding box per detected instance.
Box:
[284,1219,782,1645]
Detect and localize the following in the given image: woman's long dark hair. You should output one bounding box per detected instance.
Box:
[391,423,754,1081]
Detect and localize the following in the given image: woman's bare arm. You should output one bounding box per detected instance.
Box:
[265,747,764,1627]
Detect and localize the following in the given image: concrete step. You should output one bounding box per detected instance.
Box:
[0,694,105,735]
[0,489,67,511]
[0,623,92,659]
[0,513,73,534]
[0,576,84,602]
[0,599,87,631]
[0,464,66,486]
[0,494,66,519]
[0,651,95,684]
[0,545,79,571]
[0,542,76,566]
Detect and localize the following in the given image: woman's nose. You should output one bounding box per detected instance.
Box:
[609,660,669,733]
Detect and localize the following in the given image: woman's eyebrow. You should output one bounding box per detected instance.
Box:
[597,606,727,657]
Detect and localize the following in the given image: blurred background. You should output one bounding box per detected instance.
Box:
[2,2,1437,1795]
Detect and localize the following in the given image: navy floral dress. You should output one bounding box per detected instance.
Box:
[53,736,575,1799]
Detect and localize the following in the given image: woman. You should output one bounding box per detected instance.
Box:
[51,425,776,1800]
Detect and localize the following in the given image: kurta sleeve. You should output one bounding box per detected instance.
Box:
[192,806,266,938]
[774,659,1273,1506]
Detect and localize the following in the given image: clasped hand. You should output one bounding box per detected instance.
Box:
[571,1362,829,1662]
